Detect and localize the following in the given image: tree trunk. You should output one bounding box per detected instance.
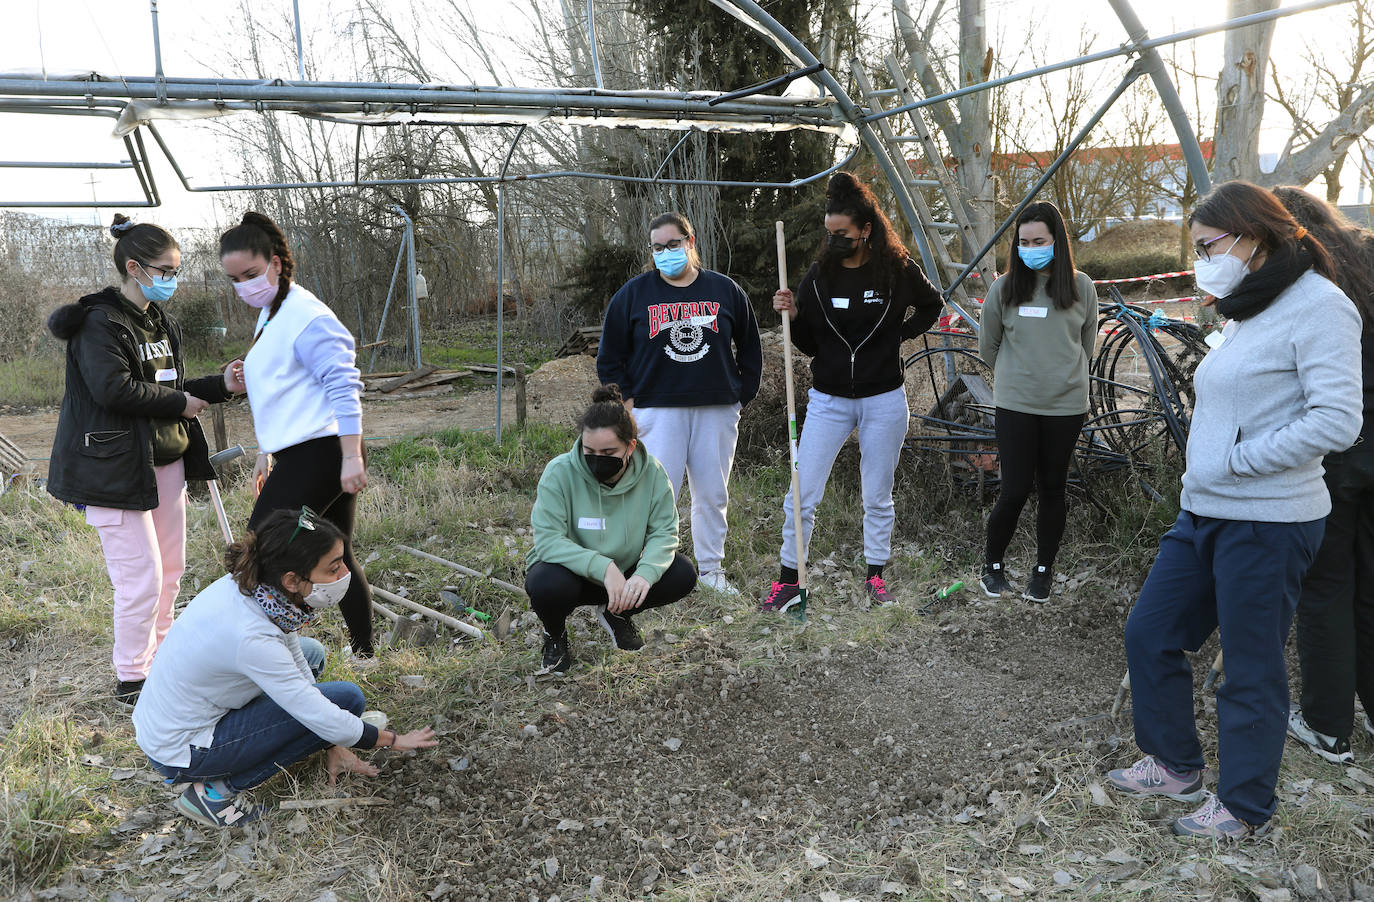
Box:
[956,0,994,261]
[1212,0,1278,182]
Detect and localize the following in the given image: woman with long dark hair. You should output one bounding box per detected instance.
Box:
[1273,185,1374,765]
[767,171,943,611]
[219,212,374,656]
[133,509,437,828]
[977,201,1098,603]
[596,212,762,597]
[47,214,244,706]
[1106,181,1362,840]
[525,385,696,673]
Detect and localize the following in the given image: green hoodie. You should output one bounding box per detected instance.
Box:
[528,438,679,585]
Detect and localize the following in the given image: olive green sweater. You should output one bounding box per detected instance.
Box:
[978,270,1097,416]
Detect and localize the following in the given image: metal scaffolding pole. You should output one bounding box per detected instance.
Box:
[495,126,527,442]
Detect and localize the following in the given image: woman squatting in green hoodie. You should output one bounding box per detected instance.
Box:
[525,385,697,673]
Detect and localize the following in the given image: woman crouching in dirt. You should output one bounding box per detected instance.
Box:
[525,384,697,673]
[46,215,244,708]
[132,509,437,828]
[1107,180,1362,840]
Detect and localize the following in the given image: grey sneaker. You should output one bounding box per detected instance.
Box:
[1171,792,1254,840]
[1106,755,1206,801]
[1287,708,1353,764]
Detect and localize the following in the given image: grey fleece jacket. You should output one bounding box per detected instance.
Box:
[1180,270,1363,522]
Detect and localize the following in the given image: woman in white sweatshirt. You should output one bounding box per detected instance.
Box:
[132,509,437,828]
[219,212,375,655]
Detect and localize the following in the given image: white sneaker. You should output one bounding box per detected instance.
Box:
[1287,708,1353,765]
[698,570,740,596]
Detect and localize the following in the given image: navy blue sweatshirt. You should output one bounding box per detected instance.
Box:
[597,268,763,408]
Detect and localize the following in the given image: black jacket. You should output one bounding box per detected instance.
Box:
[790,257,944,398]
[46,288,233,511]
[1325,330,1374,490]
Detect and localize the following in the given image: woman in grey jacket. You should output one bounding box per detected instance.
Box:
[1105,181,1363,840]
[133,509,437,828]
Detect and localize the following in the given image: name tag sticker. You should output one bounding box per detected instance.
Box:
[154,368,178,382]
[577,517,606,530]
[1204,331,1225,350]
[1018,306,1048,319]
[831,297,850,309]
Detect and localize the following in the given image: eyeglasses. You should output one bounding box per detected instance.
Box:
[137,261,181,283]
[1193,233,1236,262]
[649,237,690,253]
[287,493,343,542]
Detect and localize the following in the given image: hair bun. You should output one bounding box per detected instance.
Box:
[109,213,135,237]
[825,171,861,199]
[591,383,623,404]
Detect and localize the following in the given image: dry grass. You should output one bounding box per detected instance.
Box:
[2,425,1373,900]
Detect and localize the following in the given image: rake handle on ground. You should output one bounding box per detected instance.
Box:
[395,544,527,598]
[776,221,807,596]
[372,586,484,640]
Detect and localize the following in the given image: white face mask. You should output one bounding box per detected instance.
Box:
[1193,235,1255,300]
[304,570,352,609]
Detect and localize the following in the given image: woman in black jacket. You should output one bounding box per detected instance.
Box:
[766,172,944,611]
[1273,185,1374,765]
[47,215,244,706]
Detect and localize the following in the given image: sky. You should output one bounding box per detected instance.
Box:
[0,0,1364,229]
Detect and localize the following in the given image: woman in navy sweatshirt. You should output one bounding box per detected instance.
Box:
[597,212,762,597]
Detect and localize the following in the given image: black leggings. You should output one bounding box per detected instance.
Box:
[249,436,374,655]
[985,407,1085,568]
[525,553,697,635]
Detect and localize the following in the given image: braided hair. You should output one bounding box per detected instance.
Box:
[219,211,296,320]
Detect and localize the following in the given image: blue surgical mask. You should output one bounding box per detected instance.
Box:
[653,247,689,279]
[136,263,178,302]
[1018,244,1054,271]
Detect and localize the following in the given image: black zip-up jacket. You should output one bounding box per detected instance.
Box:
[790,257,944,398]
[46,287,233,511]
[1325,329,1374,489]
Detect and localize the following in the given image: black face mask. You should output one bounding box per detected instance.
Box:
[826,234,863,258]
[584,452,627,484]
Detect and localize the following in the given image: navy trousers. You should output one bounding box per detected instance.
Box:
[1124,511,1323,826]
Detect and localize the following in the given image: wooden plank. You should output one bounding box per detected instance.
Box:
[378,364,438,393]
[0,432,26,473]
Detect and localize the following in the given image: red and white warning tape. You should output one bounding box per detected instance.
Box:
[1092,270,1193,285]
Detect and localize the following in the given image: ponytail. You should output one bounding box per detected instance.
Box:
[219,211,296,320]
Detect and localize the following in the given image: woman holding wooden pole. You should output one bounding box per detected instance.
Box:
[766,172,943,611]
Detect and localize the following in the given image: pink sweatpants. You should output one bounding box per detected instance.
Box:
[85,459,187,681]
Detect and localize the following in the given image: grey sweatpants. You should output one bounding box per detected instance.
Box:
[635,403,741,574]
[781,386,910,568]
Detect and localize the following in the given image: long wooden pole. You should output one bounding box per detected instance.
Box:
[395,544,527,598]
[776,221,807,616]
[372,586,485,640]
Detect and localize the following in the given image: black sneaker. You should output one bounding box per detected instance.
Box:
[539,631,572,674]
[979,563,1011,598]
[596,606,644,652]
[1023,565,1052,603]
[114,678,145,707]
[760,581,803,613]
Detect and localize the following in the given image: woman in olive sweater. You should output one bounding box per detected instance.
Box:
[977,201,1097,603]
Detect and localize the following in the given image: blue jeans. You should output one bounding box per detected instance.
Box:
[1125,511,1324,825]
[148,638,364,792]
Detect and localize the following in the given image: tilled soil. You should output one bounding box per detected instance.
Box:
[354,598,1126,899]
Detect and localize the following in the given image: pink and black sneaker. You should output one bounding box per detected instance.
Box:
[865,575,893,604]
[760,581,802,613]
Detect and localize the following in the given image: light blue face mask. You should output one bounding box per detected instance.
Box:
[136,263,178,302]
[1017,244,1054,271]
[653,247,690,279]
